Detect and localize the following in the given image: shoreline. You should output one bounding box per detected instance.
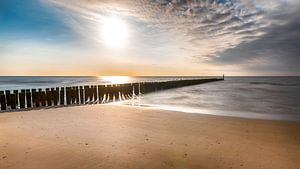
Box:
[2,102,300,123]
[115,102,300,122]
[1,105,300,169]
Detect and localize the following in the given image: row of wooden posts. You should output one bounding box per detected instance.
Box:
[0,78,223,111]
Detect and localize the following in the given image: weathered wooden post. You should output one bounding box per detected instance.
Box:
[87,86,91,104]
[88,86,92,103]
[66,87,71,105]
[88,86,93,104]
[110,84,114,101]
[26,89,32,108]
[102,85,108,102]
[39,89,46,107]
[0,92,6,110]
[10,93,17,109]
[124,84,130,99]
[19,90,26,109]
[107,84,114,101]
[71,87,74,104]
[117,84,122,100]
[75,86,79,104]
[60,87,65,105]
[118,84,122,100]
[79,86,84,104]
[32,89,38,107]
[114,84,119,101]
[46,88,52,106]
[132,83,139,96]
[71,87,75,104]
[5,90,11,106]
[93,85,97,103]
[13,90,18,107]
[139,82,145,94]
[70,87,74,104]
[84,86,89,103]
[87,86,91,103]
[97,85,103,103]
[122,84,130,99]
[54,87,59,105]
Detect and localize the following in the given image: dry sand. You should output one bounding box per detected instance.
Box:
[0,105,299,169]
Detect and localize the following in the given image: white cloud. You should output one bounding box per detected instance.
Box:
[45,0,297,65]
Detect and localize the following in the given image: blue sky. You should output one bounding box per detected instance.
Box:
[0,0,74,42]
[0,0,299,76]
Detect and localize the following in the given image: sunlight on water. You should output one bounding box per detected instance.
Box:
[100,76,131,84]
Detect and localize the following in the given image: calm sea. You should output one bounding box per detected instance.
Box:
[0,76,299,121]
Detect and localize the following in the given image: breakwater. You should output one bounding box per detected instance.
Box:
[0,78,223,111]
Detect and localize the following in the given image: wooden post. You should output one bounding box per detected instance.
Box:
[87,86,91,103]
[46,88,52,106]
[97,85,102,103]
[89,86,93,103]
[54,87,59,105]
[119,84,123,99]
[19,90,26,109]
[75,86,79,104]
[13,90,19,106]
[79,86,84,104]
[69,87,74,104]
[39,89,46,107]
[10,93,17,109]
[115,84,120,101]
[87,86,92,104]
[112,84,116,101]
[71,87,75,104]
[32,89,38,107]
[93,85,97,103]
[26,89,32,108]
[60,87,65,105]
[108,85,113,101]
[5,90,11,106]
[121,84,129,99]
[132,83,139,96]
[66,87,71,105]
[84,86,89,103]
[0,93,6,110]
[139,83,144,94]
[102,85,108,102]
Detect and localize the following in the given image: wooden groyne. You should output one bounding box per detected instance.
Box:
[0,78,223,111]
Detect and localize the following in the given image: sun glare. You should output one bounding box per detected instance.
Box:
[101,16,128,48]
[101,76,130,84]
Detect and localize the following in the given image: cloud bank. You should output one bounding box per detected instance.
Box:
[46,0,300,75]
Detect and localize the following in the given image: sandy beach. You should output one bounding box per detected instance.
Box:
[0,105,299,169]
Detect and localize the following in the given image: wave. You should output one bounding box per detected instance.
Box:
[250,82,300,87]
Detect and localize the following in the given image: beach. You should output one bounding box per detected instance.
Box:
[0,105,299,169]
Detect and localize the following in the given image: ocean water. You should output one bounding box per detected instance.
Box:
[0,76,203,90]
[0,76,299,121]
[123,77,300,121]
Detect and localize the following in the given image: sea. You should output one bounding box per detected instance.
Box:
[0,76,299,122]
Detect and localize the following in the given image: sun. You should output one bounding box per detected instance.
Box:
[101,76,130,84]
[101,16,128,48]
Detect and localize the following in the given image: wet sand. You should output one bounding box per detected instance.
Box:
[0,105,299,169]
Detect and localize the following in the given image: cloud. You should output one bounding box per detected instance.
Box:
[45,0,300,75]
[207,1,300,75]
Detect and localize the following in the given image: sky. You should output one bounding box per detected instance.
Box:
[0,0,299,76]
